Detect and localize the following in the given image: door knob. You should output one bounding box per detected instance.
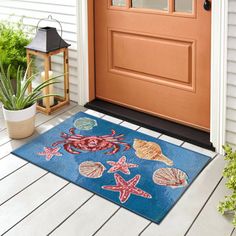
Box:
[203,0,211,11]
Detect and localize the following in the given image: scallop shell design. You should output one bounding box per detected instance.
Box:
[74,117,97,130]
[133,139,173,166]
[153,168,188,188]
[79,161,106,178]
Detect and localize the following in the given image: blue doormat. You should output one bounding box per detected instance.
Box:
[12,112,211,224]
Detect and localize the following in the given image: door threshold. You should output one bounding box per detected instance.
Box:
[85,99,215,151]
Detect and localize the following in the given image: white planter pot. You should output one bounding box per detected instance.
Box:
[2,103,36,139]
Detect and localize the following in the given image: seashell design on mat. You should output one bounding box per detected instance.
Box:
[153,168,188,188]
[133,139,173,166]
[79,161,106,178]
[74,117,97,130]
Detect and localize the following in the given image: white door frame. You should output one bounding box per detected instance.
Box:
[77,0,228,154]
[210,0,228,154]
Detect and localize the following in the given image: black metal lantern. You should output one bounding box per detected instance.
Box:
[26,15,71,115]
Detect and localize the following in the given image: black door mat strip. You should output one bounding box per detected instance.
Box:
[85,99,215,151]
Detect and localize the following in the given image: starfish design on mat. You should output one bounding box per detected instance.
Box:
[37,147,62,161]
[107,156,138,175]
[102,173,152,203]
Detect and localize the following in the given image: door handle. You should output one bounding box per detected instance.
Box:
[203,0,211,11]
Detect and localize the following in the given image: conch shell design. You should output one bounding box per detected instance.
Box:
[133,139,173,166]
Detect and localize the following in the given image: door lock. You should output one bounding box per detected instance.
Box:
[203,0,211,11]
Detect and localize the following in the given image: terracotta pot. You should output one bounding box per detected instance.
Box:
[2,103,36,139]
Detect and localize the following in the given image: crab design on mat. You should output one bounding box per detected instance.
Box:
[52,128,131,155]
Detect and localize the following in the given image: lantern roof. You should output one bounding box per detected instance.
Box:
[26,27,70,53]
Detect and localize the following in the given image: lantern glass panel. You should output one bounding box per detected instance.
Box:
[50,52,66,104]
[29,52,67,108]
[30,56,44,93]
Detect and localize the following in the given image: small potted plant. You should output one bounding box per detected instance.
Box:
[218,145,236,227]
[0,62,59,139]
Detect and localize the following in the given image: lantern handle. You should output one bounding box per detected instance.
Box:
[36,15,63,47]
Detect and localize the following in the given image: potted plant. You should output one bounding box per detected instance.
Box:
[218,145,236,227]
[0,18,32,80]
[0,62,59,139]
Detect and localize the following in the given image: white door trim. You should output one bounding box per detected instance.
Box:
[77,1,228,153]
[76,0,89,105]
[210,0,228,154]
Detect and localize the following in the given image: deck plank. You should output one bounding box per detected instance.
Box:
[0,164,46,205]
[120,121,140,130]
[159,134,184,146]
[85,109,104,118]
[94,208,150,236]
[141,155,225,236]
[0,129,10,146]
[49,196,119,236]
[5,184,93,236]
[232,229,236,236]
[0,154,27,180]
[182,142,217,158]
[102,115,122,124]
[186,179,234,236]
[0,174,67,235]
[137,127,161,138]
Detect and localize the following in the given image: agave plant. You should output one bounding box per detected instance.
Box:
[0,61,60,110]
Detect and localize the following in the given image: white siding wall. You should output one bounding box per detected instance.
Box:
[0,0,79,102]
[226,0,236,147]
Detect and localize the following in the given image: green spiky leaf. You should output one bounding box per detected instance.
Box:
[0,61,62,110]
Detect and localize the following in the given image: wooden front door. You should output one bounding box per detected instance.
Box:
[95,0,211,131]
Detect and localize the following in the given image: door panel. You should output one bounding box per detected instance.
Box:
[95,0,211,130]
[110,30,193,87]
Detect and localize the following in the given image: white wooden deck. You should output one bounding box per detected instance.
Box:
[0,102,234,236]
